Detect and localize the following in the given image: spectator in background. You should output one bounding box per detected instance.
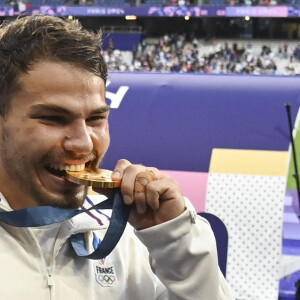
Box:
[293,45,300,61]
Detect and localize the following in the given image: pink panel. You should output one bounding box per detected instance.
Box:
[161,170,208,213]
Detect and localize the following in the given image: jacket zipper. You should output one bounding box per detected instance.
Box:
[47,267,54,286]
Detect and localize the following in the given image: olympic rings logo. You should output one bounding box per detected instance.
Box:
[97,274,116,286]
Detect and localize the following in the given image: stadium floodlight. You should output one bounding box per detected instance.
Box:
[125,15,137,21]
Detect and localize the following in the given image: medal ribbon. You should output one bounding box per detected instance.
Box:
[0,189,131,259]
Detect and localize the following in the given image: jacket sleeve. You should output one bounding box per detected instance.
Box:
[134,200,235,300]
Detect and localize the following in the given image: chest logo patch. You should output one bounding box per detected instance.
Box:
[94,259,117,287]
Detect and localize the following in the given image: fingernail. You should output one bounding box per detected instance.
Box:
[112,171,121,179]
[123,195,131,205]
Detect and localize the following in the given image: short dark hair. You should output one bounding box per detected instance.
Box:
[0,14,107,117]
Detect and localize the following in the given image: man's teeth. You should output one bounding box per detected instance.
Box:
[50,164,85,172]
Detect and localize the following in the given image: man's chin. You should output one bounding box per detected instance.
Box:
[39,189,88,209]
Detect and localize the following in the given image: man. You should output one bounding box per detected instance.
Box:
[0,15,235,299]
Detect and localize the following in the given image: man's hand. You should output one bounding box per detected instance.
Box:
[93,159,185,230]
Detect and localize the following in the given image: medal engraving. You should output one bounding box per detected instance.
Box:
[65,168,121,188]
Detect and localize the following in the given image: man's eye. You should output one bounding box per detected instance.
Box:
[86,115,106,123]
[39,116,67,124]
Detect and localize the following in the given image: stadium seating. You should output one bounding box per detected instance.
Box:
[103,36,300,75]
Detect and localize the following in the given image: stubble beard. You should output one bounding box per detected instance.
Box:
[0,145,90,209]
[0,125,106,209]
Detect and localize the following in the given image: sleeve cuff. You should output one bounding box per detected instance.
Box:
[134,197,197,248]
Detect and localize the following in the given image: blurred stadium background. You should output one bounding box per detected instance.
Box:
[2,0,300,75]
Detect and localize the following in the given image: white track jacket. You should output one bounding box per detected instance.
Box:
[0,193,235,300]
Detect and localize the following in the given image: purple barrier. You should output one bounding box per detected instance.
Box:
[102,72,300,172]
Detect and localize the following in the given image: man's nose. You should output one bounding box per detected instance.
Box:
[62,121,93,154]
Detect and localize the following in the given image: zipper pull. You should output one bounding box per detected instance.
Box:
[47,267,54,286]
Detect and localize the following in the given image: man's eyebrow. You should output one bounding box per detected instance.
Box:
[28,104,110,115]
[91,106,111,114]
[28,104,70,115]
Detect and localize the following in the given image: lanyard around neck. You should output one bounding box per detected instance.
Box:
[0,189,131,259]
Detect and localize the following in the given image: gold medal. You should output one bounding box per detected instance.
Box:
[65,168,121,188]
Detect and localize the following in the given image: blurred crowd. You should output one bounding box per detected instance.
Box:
[103,33,300,75]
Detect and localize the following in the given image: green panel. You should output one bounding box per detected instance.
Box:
[287,128,300,189]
